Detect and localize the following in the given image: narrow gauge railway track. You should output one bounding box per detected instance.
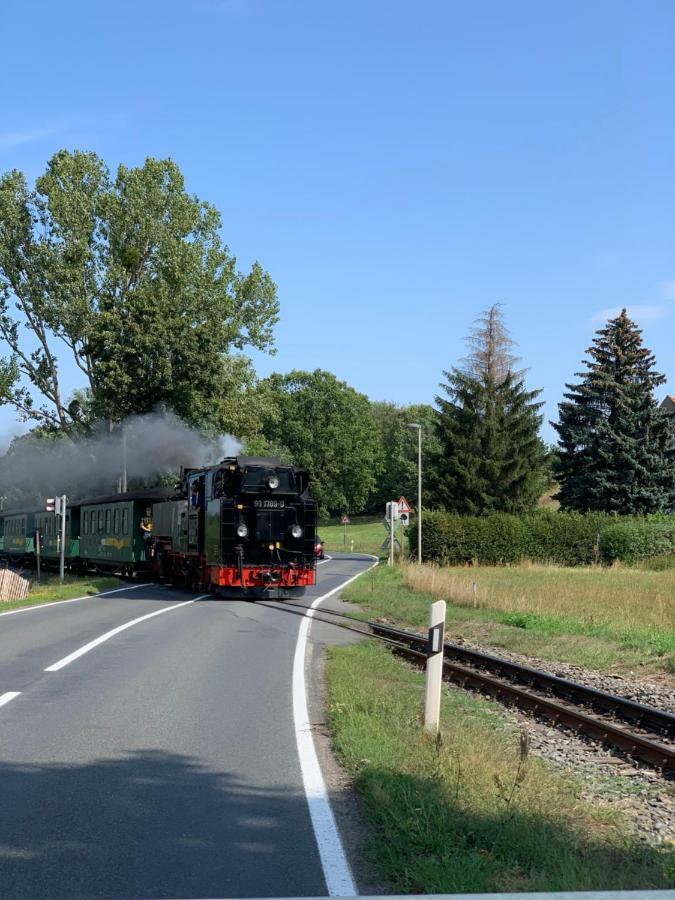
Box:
[258,599,675,774]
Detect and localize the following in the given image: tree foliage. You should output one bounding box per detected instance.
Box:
[553,309,675,514]
[0,150,279,436]
[432,305,546,514]
[367,402,439,512]
[258,369,381,515]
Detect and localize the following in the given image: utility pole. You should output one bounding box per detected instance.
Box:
[406,423,423,563]
[121,431,128,493]
[56,494,67,582]
[35,529,41,584]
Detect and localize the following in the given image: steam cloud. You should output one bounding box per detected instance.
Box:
[0,411,243,507]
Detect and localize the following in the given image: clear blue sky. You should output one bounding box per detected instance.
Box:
[1,0,673,445]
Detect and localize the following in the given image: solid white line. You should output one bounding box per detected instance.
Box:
[44,596,206,672]
[292,557,379,897]
[0,691,21,708]
[0,582,155,618]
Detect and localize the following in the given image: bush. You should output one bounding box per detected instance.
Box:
[599,521,675,566]
[410,510,675,567]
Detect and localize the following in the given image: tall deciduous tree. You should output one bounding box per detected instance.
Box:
[367,402,439,513]
[553,309,675,513]
[433,304,546,514]
[0,151,279,436]
[259,370,381,515]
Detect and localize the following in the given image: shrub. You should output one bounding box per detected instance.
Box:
[410,510,675,567]
[599,521,675,565]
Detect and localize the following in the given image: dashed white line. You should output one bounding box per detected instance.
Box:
[44,596,207,672]
[0,582,155,618]
[0,692,21,708]
[292,557,379,897]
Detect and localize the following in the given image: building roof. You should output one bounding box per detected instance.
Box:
[661,395,675,413]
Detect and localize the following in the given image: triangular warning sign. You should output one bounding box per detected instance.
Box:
[397,496,412,514]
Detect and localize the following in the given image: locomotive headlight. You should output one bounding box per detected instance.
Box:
[236,523,249,538]
[267,474,280,490]
[291,524,303,539]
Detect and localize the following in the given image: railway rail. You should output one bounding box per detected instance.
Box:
[260,598,675,774]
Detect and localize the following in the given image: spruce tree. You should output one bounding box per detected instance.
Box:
[432,305,546,514]
[553,309,675,513]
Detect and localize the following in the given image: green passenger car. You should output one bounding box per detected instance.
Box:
[78,490,172,572]
[79,499,146,570]
[34,509,81,562]
[1,510,37,557]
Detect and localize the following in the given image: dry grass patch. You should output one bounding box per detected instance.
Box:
[404,562,675,635]
[342,565,675,673]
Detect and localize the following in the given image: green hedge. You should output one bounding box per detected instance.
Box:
[409,510,675,567]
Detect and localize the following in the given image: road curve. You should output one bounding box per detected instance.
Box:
[0,554,374,899]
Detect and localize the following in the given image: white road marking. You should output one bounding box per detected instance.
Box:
[292,557,379,897]
[44,596,207,672]
[0,692,21,708]
[0,582,155,618]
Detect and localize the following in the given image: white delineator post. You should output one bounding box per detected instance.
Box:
[424,599,446,733]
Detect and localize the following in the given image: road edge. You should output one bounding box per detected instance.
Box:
[292,555,379,897]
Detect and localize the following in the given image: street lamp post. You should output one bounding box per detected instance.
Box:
[406,423,422,564]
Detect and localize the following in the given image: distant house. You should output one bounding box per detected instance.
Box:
[661,395,675,414]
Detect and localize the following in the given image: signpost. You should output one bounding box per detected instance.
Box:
[341,514,350,547]
[386,501,399,566]
[47,495,67,582]
[397,496,412,517]
[381,502,402,560]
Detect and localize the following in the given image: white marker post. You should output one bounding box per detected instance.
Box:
[424,599,446,733]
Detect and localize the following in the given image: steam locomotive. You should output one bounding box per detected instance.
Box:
[0,456,318,597]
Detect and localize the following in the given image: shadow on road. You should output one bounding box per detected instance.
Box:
[0,750,325,899]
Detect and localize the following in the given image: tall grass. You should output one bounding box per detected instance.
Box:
[328,641,674,893]
[342,565,675,672]
[403,562,675,634]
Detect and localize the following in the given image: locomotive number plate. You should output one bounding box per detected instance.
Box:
[254,499,286,509]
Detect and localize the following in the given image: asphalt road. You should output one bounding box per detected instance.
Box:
[0,554,374,899]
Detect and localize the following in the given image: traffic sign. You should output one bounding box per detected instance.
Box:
[397,496,412,515]
[341,514,350,525]
[400,512,409,527]
[386,501,400,521]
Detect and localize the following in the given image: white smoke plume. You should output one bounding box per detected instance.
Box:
[0,411,243,507]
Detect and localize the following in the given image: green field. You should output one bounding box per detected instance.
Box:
[327,640,673,894]
[0,575,124,613]
[343,563,675,674]
[319,516,406,557]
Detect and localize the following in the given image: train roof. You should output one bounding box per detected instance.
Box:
[231,456,285,467]
[78,487,178,506]
[0,486,177,517]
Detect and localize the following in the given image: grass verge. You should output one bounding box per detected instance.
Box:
[343,565,675,674]
[0,575,123,613]
[320,516,407,558]
[327,640,674,893]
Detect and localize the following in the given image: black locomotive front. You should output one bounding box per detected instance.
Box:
[152,455,318,594]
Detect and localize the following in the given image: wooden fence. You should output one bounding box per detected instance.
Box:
[0,568,29,602]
